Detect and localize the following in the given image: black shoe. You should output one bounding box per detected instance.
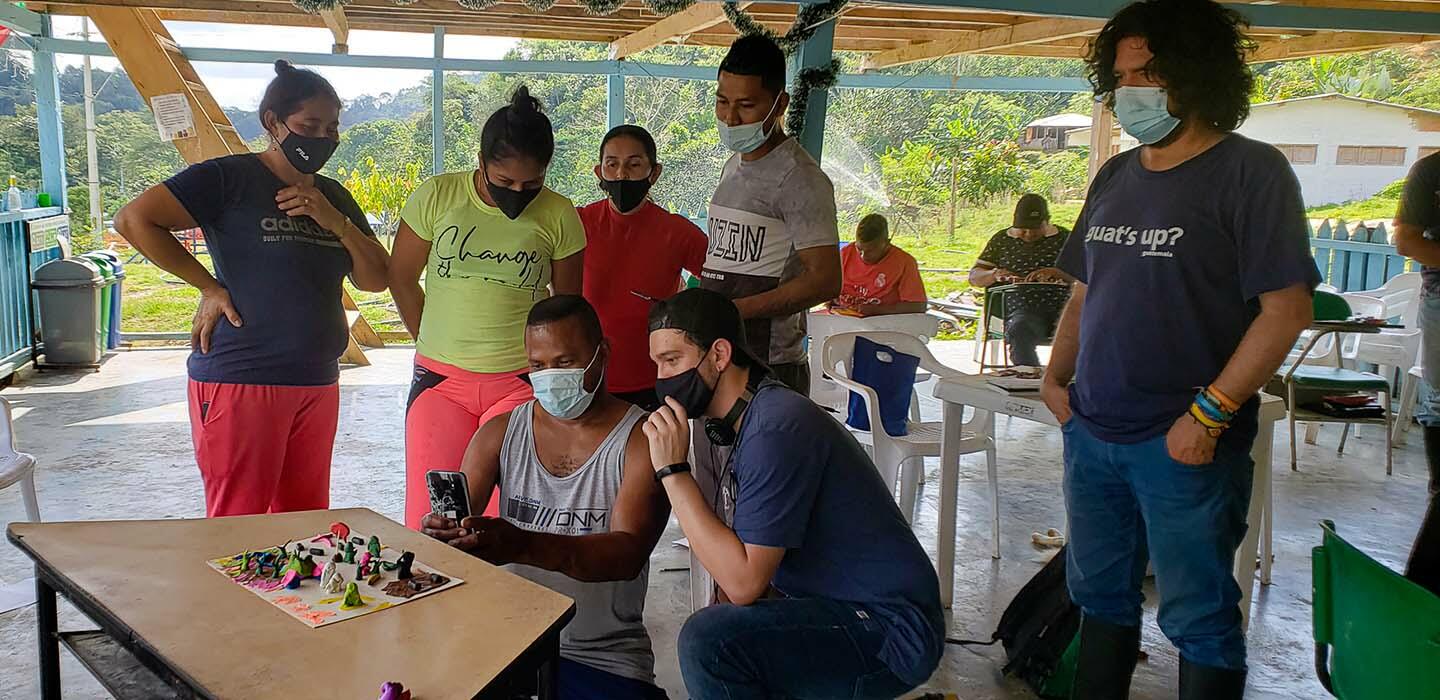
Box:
[1178,658,1246,700]
[1071,616,1140,700]
[1405,427,1440,594]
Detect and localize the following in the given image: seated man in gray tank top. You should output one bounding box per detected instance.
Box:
[422,295,670,700]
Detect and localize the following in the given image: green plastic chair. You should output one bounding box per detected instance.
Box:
[1312,520,1440,699]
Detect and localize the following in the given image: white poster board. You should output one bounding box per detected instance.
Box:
[150,93,196,141]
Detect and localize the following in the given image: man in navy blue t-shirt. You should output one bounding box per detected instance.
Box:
[1040,3,1318,698]
[641,288,944,699]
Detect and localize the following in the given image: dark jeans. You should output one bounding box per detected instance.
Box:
[1005,307,1060,367]
[769,361,810,396]
[678,599,915,699]
[1409,428,1440,595]
[615,388,662,412]
[505,658,668,700]
[1063,419,1254,671]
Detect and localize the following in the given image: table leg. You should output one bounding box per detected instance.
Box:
[938,401,963,609]
[1258,422,1276,587]
[36,571,60,700]
[536,634,560,700]
[1236,420,1276,632]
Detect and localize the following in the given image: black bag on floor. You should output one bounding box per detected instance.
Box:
[995,545,1080,698]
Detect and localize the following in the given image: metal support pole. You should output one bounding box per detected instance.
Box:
[432,26,445,175]
[606,72,626,130]
[34,16,68,209]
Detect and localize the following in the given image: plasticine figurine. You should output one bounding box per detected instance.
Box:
[284,553,316,579]
[340,582,365,610]
[378,682,411,700]
[367,535,381,559]
[320,563,346,594]
[281,570,302,590]
[357,551,372,576]
[343,540,356,564]
[396,552,415,580]
[368,573,383,587]
[330,521,350,541]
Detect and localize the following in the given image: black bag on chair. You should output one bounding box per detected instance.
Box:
[995,545,1081,698]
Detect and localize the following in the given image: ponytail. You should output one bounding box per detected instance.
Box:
[480,83,555,167]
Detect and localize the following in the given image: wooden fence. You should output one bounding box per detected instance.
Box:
[1310,219,1420,293]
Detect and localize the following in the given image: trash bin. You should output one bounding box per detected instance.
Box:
[32,258,105,366]
[80,253,117,350]
[84,251,124,349]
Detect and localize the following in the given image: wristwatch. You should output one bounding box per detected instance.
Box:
[654,462,692,483]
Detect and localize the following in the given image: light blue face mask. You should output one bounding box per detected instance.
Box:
[531,349,602,420]
[1114,86,1181,145]
[717,94,781,154]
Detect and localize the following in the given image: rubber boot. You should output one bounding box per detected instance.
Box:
[1405,427,1440,595]
[1178,658,1246,699]
[1070,616,1140,700]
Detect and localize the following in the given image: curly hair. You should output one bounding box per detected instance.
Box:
[1087,0,1256,132]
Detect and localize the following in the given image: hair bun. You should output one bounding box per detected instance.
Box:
[274,59,295,75]
[509,84,543,116]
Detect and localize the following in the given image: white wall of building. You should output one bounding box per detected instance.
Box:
[1237,97,1440,206]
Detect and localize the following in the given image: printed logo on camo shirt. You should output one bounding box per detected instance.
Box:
[1083,225,1187,259]
[704,204,790,277]
[506,496,609,535]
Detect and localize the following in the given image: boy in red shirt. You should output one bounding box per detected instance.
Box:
[579,125,708,410]
[831,214,928,316]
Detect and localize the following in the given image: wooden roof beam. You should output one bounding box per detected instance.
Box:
[862,17,1102,70]
[609,1,753,59]
[1249,30,1440,62]
[319,7,349,54]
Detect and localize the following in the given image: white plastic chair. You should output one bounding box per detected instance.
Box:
[0,397,39,522]
[1397,363,1425,446]
[822,332,997,544]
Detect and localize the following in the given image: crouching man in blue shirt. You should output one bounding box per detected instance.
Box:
[641,288,944,699]
[1040,2,1319,698]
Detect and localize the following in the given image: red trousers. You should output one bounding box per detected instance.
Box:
[404,354,532,528]
[188,380,339,518]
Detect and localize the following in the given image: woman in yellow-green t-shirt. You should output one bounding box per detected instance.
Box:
[388,85,585,528]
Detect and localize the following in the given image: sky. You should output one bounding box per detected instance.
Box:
[43,16,519,110]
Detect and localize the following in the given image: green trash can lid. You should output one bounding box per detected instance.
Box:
[80,253,117,279]
[32,258,102,289]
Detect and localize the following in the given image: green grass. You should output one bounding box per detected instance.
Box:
[1306,197,1400,223]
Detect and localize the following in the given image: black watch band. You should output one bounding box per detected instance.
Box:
[654,462,692,483]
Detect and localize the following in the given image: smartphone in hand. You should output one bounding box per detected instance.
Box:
[425,470,472,522]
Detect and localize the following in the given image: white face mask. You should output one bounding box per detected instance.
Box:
[530,349,602,420]
[717,94,782,154]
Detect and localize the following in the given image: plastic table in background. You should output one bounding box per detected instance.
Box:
[931,375,1283,629]
[7,508,575,700]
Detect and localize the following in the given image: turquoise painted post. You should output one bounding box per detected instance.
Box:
[432,26,445,175]
[34,16,67,208]
[607,72,625,129]
[788,10,836,163]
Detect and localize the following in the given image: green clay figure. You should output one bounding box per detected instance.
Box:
[343,540,356,564]
[367,535,381,559]
[340,581,365,610]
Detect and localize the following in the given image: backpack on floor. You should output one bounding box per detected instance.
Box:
[994,545,1080,699]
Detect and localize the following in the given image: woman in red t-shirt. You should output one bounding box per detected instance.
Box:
[577,125,708,410]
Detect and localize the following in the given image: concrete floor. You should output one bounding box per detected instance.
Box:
[0,345,1429,699]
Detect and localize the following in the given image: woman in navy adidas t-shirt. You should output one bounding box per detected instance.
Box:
[115,61,389,517]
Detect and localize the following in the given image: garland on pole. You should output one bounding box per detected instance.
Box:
[457,0,502,9]
[641,0,698,15]
[290,0,348,12]
[521,0,558,10]
[786,58,840,136]
[724,1,847,135]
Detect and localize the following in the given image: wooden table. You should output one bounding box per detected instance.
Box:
[7,508,576,700]
[932,376,1283,630]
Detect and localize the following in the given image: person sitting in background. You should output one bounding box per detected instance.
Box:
[968,194,1071,367]
[830,213,928,317]
[579,125,708,412]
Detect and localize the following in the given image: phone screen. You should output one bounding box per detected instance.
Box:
[425,470,472,521]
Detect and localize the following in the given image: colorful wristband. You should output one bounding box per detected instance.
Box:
[1206,385,1240,413]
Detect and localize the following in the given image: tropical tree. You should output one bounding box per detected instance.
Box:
[340,156,422,241]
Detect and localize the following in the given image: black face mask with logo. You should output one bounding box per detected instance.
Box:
[275,125,337,175]
[483,165,542,220]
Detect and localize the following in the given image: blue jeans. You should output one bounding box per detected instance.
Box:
[555,658,668,700]
[678,598,915,699]
[1419,298,1440,427]
[1062,419,1254,671]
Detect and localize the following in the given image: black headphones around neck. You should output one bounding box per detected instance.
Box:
[703,368,767,446]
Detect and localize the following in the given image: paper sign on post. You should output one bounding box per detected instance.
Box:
[150,93,196,140]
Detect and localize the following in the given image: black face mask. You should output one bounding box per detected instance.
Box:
[655,349,715,418]
[600,176,652,214]
[484,166,542,220]
[275,126,337,175]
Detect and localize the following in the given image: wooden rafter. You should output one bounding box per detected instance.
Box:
[319,6,349,54]
[609,1,750,59]
[861,17,1103,69]
[1250,31,1440,62]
